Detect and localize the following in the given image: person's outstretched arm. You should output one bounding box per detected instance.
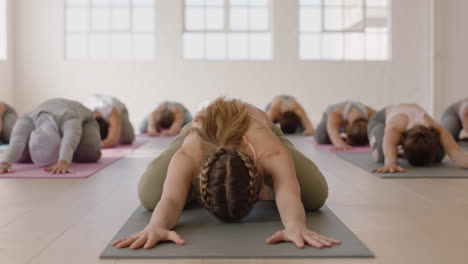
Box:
[101,108,122,148]
[326,112,349,150]
[0,117,35,174]
[373,124,406,173]
[261,144,340,248]
[113,133,203,249]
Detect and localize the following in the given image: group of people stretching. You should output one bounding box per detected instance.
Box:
[1,95,467,250]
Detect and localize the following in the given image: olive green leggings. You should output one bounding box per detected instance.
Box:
[138,123,329,211]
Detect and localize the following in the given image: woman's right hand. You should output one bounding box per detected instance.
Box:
[0,162,12,174]
[373,163,406,173]
[112,225,185,250]
[333,142,351,151]
[148,128,159,137]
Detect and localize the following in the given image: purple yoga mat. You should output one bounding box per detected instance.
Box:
[309,138,372,153]
[0,137,149,179]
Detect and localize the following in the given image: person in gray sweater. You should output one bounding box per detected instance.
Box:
[0,98,102,174]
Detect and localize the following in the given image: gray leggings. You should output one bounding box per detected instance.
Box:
[367,108,445,163]
[18,118,102,163]
[138,123,329,212]
[0,104,18,144]
[314,113,332,144]
[441,104,462,140]
[119,108,135,145]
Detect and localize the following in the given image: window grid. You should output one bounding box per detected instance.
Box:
[183,0,272,60]
[0,0,6,60]
[65,0,155,60]
[299,0,390,61]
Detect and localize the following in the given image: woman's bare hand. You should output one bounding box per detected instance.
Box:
[266,226,340,249]
[112,225,185,250]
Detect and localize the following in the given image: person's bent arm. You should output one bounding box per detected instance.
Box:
[373,126,406,173]
[326,112,348,149]
[292,101,314,136]
[147,104,165,137]
[261,146,340,248]
[101,108,122,148]
[166,107,185,136]
[267,98,283,123]
[0,103,5,134]
[429,119,468,168]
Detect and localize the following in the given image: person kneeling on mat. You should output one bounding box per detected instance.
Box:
[83,94,135,148]
[369,104,468,174]
[265,95,315,136]
[140,101,192,137]
[441,98,468,141]
[0,98,102,174]
[112,97,340,250]
[314,101,376,150]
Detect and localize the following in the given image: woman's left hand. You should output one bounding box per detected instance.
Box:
[44,160,73,174]
[266,226,341,248]
[303,128,314,136]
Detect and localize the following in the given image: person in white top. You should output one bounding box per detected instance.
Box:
[368,104,468,173]
[82,94,135,148]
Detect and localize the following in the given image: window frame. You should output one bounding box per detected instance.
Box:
[64,0,156,61]
[182,0,273,60]
[299,0,392,61]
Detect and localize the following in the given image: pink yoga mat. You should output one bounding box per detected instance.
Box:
[0,137,149,179]
[310,138,372,153]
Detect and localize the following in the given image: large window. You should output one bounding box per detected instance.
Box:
[65,0,155,60]
[299,0,390,61]
[0,0,6,60]
[183,0,272,60]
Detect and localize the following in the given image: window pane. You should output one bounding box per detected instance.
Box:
[249,8,268,30]
[92,0,111,7]
[184,33,204,59]
[111,33,132,58]
[230,7,248,30]
[111,0,130,7]
[300,7,321,32]
[66,34,88,59]
[250,0,268,7]
[324,0,342,6]
[134,0,155,7]
[322,33,343,60]
[367,0,387,7]
[206,0,223,6]
[324,7,343,31]
[91,8,111,31]
[205,33,226,60]
[66,0,88,7]
[343,0,363,6]
[300,34,321,60]
[90,33,110,59]
[228,33,248,59]
[300,0,321,6]
[66,8,89,32]
[185,7,205,30]
[249,33,271,60]
[365,30,388,60]
[133,8,154,32]
[186,0,204,6]
[133,34,154,60]
[343,7,363,31]
[344,32,364,60]
[230,0,248,6]
[111,8,130,30]
[206,7,224,30]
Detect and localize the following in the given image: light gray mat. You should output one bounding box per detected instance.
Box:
[100,201,374,259]
[337,152,468,178]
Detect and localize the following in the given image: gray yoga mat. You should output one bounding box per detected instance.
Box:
[337,152,468,178]
[100,201,374,259]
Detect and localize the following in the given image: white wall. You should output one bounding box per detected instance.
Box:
[433,0,468,120]
[0,0,13,104]
[13,0,433,126]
